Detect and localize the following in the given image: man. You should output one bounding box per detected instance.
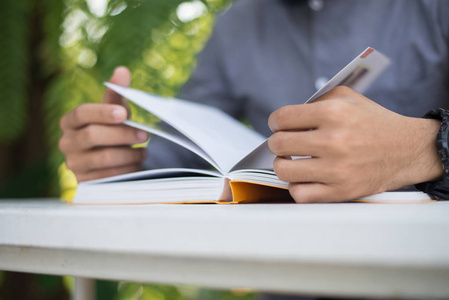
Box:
[59,0,449,203]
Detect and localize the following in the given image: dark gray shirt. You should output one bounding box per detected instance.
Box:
[145,0,449,170]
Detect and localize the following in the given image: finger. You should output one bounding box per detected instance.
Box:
[61,124,148,152]
[288,182,339,203]
[269,102,327,132]
[268,130,327,157]
[76,163,143,182]
[60,103,128,130]
[269,96,359,132]
[66,147,147,173]
[273,156,332,183]
[103,66,131,107]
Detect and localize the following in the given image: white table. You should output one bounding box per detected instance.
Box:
[0,199,449,299]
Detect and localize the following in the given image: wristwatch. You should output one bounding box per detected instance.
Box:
[415,108,449,199]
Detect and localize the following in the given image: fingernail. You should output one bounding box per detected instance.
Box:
[268,114,276,132]
[136,130,148,141]
[112,108,126,120]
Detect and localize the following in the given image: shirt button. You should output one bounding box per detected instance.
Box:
[315,76,329,91]
[308,0,324,11]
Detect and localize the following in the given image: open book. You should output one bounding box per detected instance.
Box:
[72,48,434,204]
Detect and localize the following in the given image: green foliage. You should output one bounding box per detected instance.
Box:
[36,275,66,296]
[0,157,52,198]
[0,0,30,142]
[62,276,75,294]
[0,272,69,299]
[97,0,186,77]
[113,282,256,300]
[116,282,184,300]
[198,288,256,300]
[97,280,120,300]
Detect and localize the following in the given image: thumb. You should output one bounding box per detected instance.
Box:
[103,66,131,109]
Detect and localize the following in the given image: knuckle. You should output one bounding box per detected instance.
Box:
[73,103,94,124]
[79,125,97,146]
[273,157,290,182]
[326,131,350,156]
[333,85,353,95]
[323,100,350,118]
[72,105,85,124]
[273,106,294,129]
[58,136,70,153]
[268,132,287,155]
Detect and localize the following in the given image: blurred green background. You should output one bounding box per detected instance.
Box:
[0,0,258,298]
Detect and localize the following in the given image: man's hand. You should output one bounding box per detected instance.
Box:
[59,67,148,182]
[268,86,443,203]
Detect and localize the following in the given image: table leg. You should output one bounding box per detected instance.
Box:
[73,277,95,300]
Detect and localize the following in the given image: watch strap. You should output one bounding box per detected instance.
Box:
[415,108,449,199]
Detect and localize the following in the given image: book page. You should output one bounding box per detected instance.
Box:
[80,168,222,185]
[229,169,288,188]
[106,83,265,174]
[124,120,221,172]
[230,138,274,171]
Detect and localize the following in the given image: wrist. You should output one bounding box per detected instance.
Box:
[400,117,442,187]
[414,108,449,198]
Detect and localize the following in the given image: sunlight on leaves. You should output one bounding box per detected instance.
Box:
[177,1,207,23]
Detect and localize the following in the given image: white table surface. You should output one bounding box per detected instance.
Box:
[0,199,448,299]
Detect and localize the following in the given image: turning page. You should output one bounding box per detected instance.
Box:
[105,83,265,174]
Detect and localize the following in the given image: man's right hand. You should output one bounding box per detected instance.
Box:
[59,67,148,182]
